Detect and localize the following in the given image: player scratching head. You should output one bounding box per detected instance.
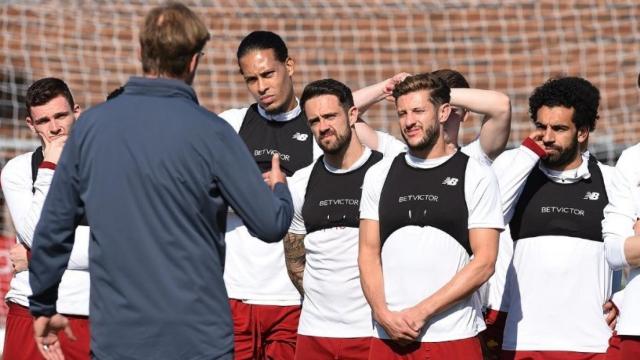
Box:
[392,73,453,159]
[301,79,363,168]
[139,2,210,85]
[237,31,296,115]
[529,76,600,171]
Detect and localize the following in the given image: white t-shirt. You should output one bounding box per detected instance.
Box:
[359,150,504,342]
[1,152,90,316]
[602,142,640,336]
[495,149,617,352]
[218,104,322,304]
[288,147,377,338]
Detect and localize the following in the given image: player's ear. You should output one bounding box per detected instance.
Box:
[26,116,36,133]
[439,103,452,124]
[285,57,295,77]
[577,126,589,144]
[347,106,358,127]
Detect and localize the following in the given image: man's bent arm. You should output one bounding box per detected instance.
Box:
[283,232,306,296]
[213,122,293,243]
[603,167,639,269]
[406,228,499,324]
[450,88,511,160]
[29,131,84,317]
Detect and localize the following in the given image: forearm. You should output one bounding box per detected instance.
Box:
[451,88,511,159]
[353,80,388,115]
[283,232,306,296]
[415,256,495,318]
[624,235,640,268]
[16,171,54,248]
[450,88,511,121]
[494,140,543,222]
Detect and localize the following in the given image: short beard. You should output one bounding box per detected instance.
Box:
[320,127,352,155]
[402,122,440,154]
[542,136,580,168]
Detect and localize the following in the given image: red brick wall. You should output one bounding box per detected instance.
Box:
[0,0,639,323]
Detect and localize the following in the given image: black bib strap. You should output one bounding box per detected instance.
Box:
[31,147,44,194]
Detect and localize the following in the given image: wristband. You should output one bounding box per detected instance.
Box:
[522,137,547,158]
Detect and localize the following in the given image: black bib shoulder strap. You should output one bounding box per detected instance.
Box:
[31,146,44,194]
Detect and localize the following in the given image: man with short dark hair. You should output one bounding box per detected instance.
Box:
[283,78,391,359]
[27,3,293,360]
[1,77,90,359]
[358,73,503,359]
[495,77,618,359]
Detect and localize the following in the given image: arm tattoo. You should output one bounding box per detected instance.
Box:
[283,232,306,296]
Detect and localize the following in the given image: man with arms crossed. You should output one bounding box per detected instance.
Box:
[1,77,90,359]
[27,4,293,360]
[359,73,503,359]
[495,77,618,359]
[602,72,640,359]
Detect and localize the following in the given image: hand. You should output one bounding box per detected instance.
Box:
[34,314,75,360]
[375,309,419,346]
[603,300,618,330]
[264,153,286,190]
[399,305,429,334]
[42,135,68,164]
[383,72,412,101]
[9,243,28,274]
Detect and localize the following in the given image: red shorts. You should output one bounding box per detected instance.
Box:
[229,299,300,360]
[369,336,483,360]
[619,335,640,359]
[605,332,622,360]
[294,334,371,360]
[3,302,90,360]
[501,350,606,360]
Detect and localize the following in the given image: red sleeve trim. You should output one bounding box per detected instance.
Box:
[26,248,32,261]
[522,137,547,159]
[39,161,57,170]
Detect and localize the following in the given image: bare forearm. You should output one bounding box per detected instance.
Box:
[450,88,511,120]
[283,232,306,296]
[359,253,388,316]
[415,257,495,318]
[353,81,387,115]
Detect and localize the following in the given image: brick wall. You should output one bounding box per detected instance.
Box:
[0,0,639,323]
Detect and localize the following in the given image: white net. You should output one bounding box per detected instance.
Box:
[0,0,639,324]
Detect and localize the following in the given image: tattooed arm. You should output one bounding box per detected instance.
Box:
[283,232,306,296]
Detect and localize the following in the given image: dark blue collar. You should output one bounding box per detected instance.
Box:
[123,76,199,104]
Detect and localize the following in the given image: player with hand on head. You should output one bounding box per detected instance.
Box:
[358,73,504,359]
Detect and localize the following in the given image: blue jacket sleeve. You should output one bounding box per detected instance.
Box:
[212,124,293,243]
[29,129,84,317]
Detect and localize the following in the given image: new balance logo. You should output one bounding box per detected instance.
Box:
[583,192,600,200]
[442,177,459,186]
[292,132,309,141]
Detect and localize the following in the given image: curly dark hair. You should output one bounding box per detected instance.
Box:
[529,76,600,132]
